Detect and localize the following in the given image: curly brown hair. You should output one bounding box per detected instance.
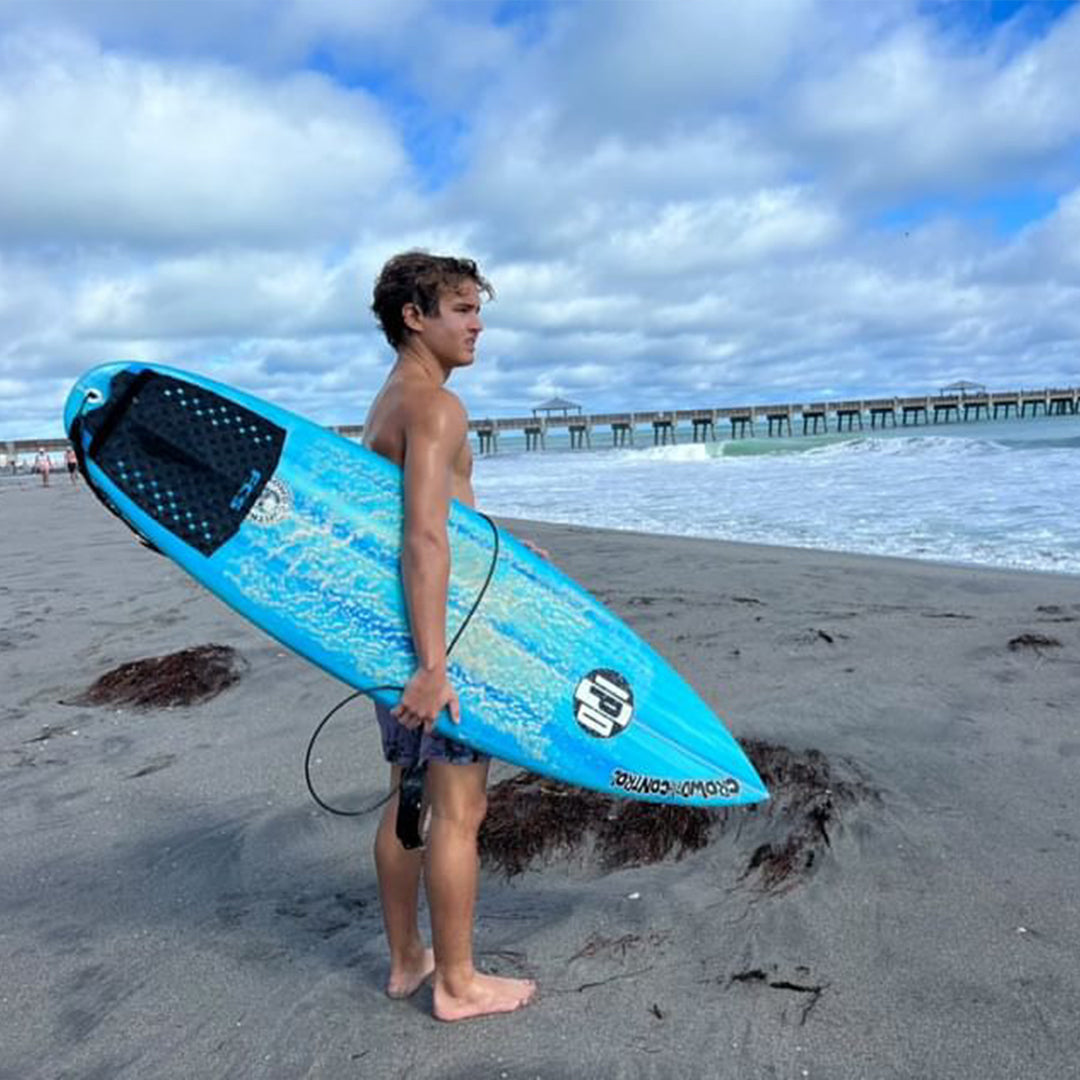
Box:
[371,251,494,348]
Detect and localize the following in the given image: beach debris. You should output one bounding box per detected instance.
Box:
[24,723,75,743]
[738,739,877,894]
[568,930,670,963]
[479,772,717,876]
[568,966,655,994]
[479,740,876,890]
[783,627,847,648]
[1007,633,1062,653]
[477,948,529,972]
[65,644,247,709]
[1035,605,1077,622]
[125,753,177,779]
[725,965,828,1026]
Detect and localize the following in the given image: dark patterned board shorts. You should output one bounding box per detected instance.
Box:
[374,702,489,767]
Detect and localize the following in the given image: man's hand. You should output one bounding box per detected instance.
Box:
[392,666,461,732]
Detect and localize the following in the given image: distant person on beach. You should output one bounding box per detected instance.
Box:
[65,447,79,483]
[362,252,536,1022]
[34,448,50,487]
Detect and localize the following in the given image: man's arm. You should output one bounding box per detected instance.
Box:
[391,392,466,731]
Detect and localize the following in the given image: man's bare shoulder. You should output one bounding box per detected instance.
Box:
[402,383,468,440]
[365,376,467,461]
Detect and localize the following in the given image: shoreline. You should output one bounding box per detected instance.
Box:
[3,484,1079,1078]
[6,477,1075,582]
[497,512,1080,584]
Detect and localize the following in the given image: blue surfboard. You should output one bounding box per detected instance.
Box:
[64,363,767,807]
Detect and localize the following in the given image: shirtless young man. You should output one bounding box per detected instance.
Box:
[363,252,536,1022]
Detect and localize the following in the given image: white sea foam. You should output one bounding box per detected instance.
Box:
[473,412,1080,575]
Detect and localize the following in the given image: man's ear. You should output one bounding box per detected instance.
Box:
[402,302,424,333]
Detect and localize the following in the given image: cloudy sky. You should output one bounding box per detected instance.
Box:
[2,0,1079,439]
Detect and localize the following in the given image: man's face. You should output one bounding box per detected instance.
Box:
[412,281,483,368]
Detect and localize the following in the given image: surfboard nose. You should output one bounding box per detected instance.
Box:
[63,362,137,438]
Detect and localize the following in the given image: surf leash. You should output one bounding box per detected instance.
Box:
[303,511,501,849]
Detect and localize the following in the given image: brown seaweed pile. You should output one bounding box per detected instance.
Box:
[479,739,876,892]
[1007,633,1062,653]
[479,773,715,876]
[737,739,875,893]
[66,644,246,709]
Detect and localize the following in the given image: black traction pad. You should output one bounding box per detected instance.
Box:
[80,370,286,556]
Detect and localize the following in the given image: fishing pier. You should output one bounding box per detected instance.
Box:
[458,386,1080,453]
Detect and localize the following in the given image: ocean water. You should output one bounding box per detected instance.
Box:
[471,413,1080,576]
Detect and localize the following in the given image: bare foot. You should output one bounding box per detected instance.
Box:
[433,972,536,1022]
[386,947,435,999]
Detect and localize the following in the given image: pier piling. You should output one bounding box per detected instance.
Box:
[1048,389,1077,416]
[762,406,793,437]
[900,398,928,425]
[933,397,961,423]
[802,405,828,434]
[1020,393,1048,418]
[868,399,897,428]
[718,407,753,439]
[476,421,498,454]
[569,421,592,449]
[524,419,546,450]
[835,403,864,432]
[963,396,990,421]
[652,417,676,445]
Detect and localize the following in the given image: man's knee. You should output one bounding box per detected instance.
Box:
[435,787,487,834]
[427,763,488,834]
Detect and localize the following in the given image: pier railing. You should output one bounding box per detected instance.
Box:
[6,387,1077,461]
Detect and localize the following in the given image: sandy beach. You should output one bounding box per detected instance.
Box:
[2,479,1079,1079]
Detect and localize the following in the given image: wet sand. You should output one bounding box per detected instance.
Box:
[2,483,1079,1079]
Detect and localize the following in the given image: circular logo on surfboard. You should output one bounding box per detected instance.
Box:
[573,669,634,738]
[248,478,292,525]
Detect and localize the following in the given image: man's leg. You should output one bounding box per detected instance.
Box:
[374,764,435,998]
[424,759,535,1021]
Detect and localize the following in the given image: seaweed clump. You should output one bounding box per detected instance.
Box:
[737,739,875,894]
[67,644,246,709]
[479,771,714,876]
[1007,633,1062,653]
[479,739,877,892]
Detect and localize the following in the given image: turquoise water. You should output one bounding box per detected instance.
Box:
[472,413,1080,575]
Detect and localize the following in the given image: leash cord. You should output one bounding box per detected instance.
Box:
[302,512,500,817]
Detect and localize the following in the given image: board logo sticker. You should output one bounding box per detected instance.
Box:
[573,668,634,738]
[612,769,741,801]
[248,478,292,525]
